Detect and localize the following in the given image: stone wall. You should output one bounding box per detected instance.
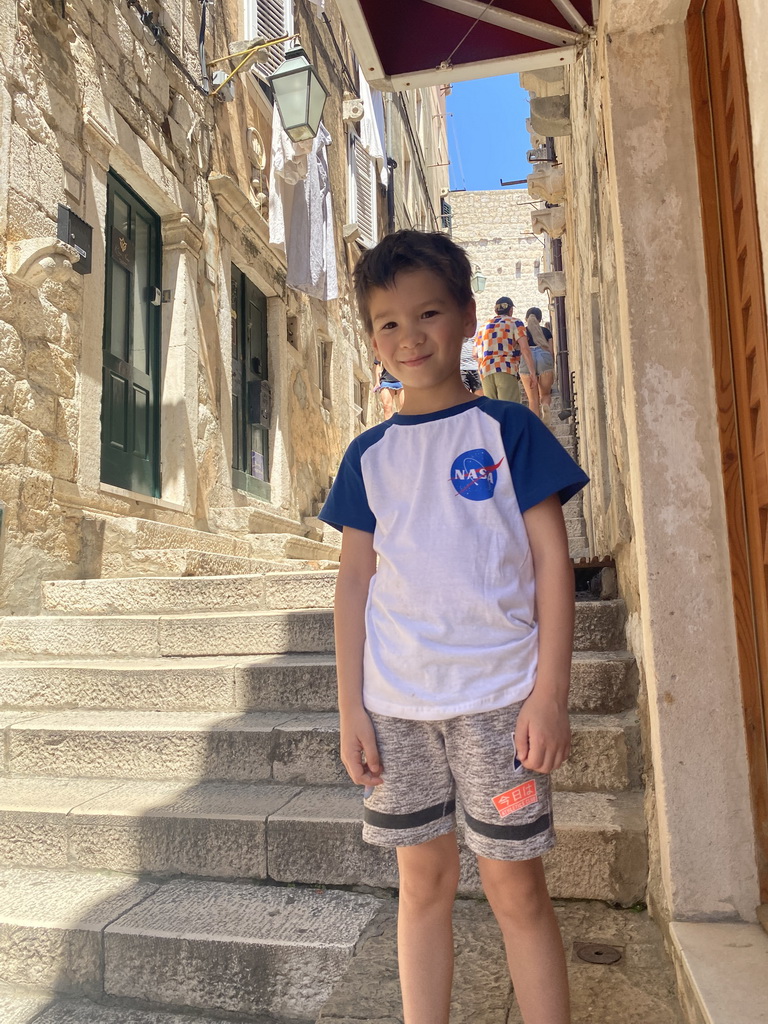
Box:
[533,6,759,927]
[0,0,447,611]
[448,188,551,326]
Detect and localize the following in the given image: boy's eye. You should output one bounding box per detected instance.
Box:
[421,309,439,319]
[380,321,397,331]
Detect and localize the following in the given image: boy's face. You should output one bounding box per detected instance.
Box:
[368,269,476,393]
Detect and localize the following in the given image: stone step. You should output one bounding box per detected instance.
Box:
[208,503,310,538]
[0,600,626,658]
[0,986,247,1024]
[89,515,341,567]
[0,650,637,714]
[44,561,617,614]
[0,866,381,1019]
[1,710,641,791]
[97,548,327,579]
[566,518,587,542]
[42,571,339,616]
[247,533,341,563]
[0,779,647,906]
[91,515,260,561]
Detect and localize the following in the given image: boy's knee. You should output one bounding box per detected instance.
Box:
[398,847,460,908]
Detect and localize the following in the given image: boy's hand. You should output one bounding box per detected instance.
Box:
[514,691,571,774]
[340,708,384,787]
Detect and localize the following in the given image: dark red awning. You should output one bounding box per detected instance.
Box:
[336,0,596,90]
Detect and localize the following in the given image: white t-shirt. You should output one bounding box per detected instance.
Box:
[319,398,588,721]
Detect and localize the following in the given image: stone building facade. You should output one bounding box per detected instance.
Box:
[0,0,448,612]
[518,0,768,1017]
[448,188,550,325]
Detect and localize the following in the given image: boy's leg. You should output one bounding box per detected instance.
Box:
[478,855,570,1024]
[396,833,460,1024]
[362,713,458,1024]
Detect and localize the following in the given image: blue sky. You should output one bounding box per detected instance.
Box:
[445,74,531,191]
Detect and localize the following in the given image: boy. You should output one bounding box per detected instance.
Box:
[318,230,588,1024]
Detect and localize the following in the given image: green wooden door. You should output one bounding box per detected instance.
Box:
[231,266,270,499]
[101,173,161,496]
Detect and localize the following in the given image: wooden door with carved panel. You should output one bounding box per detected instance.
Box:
[688,0,768,902]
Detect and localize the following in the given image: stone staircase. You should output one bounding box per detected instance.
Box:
[0,569,647,1023]
[80,511,341,581]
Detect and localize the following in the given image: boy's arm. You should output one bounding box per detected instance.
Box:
[335,525,383,786]
[516,493,574,773]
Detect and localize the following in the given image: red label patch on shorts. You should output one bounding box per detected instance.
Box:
[492,780,538,818]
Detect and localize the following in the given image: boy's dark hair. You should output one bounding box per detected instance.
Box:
[526,307,543,321]
[354,229,473,334]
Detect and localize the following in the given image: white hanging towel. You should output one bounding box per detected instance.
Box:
[286,122,338,300]
[358,74,388,184]
[269,103,313,253]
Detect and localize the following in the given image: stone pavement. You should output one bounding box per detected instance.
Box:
[320,898,685,1024]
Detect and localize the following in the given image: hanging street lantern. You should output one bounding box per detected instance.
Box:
[470,267,487,293]
[269,46,329,143]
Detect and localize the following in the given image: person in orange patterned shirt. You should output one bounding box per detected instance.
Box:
[473,297,536,407]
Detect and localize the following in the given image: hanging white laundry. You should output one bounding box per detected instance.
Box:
[358,74,388,184]
[285,122,338,301]
[268,103,313,253]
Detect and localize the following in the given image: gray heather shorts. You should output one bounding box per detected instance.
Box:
[363,702,556,862]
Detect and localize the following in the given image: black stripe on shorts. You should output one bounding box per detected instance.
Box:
[364,799,457,831]
[464,809,551,842]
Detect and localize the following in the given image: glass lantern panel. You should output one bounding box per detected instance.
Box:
[273,68,310,132]
[307,79,327,133]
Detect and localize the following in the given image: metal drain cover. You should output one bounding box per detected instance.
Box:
[573,941,623,965]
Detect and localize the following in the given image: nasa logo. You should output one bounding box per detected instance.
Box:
[450,448,504,501]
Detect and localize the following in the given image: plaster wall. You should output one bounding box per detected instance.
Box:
[565,13,759,921]
[449,189,551,327]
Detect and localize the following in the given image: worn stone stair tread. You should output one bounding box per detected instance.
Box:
[0,649,635,714]
[0,984,257,1024]
[0,779,646,903]
[42,571,339,615]
[3,709,640,789]
[0,867,382,1019]
[0,601,626,658]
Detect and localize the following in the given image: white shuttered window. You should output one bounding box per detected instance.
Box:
[244,0,293,76]
[348,131,378,250]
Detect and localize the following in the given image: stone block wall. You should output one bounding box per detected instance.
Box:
[448,188,551,326]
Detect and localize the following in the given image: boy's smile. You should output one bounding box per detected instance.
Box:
[368,268,477,414]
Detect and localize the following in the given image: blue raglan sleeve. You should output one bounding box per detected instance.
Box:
[501,405,589,512]
[318,437,376,534]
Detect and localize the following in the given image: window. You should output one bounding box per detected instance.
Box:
[515,261,522,278]
[440,197,452,234]
[231,266,270,497]
[316,336,332,402]
[534,259,541,276]
[348,131,378,249]
[286,313,299,348]
[244,0,293,77]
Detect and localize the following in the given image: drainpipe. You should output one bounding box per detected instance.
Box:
[386,157,397,235]
[546,137,572,416]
